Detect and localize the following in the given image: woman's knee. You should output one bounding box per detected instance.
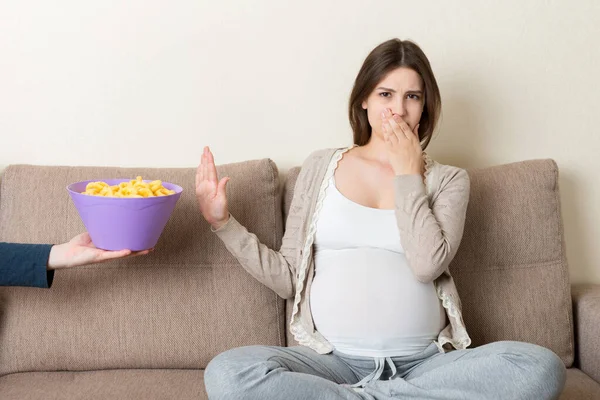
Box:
[204,349,235,399]
[492,341,566,398]
[528,345,566,398]
[204,345,272,399]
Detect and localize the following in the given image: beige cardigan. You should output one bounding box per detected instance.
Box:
[213,146,472,354]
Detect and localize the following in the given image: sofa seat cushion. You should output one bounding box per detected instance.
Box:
[0,369,207,400]
[0,367,597,399]
[560,368,600,399]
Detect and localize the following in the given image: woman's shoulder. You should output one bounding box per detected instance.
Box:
[292,147,351,192]
[300,146,350,170]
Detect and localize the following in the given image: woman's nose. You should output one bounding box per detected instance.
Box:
[392,100,407,117]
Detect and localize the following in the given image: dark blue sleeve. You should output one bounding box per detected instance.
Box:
[0,242,55,288]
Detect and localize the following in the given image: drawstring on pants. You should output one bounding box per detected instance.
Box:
[351,357,398,388]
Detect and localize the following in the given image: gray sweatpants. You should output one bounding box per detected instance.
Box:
[204,341,566,399]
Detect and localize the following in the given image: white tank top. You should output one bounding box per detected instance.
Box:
[310,176,446,357]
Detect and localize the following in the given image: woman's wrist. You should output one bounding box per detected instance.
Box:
[394,169,422,176]
[393,165,423,176]
[210,214,231,231]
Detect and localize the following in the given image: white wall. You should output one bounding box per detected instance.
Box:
[1,0,599,283]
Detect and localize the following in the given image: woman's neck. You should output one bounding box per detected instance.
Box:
[354,136,392,166]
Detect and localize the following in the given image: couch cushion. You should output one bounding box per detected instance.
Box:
[0,369,207,400]
[560,368,600,399]
[451,159,573,365]
[0,367,596,399]
[572,284,600,383]
[0,161,286,376]
[284,159,574,366]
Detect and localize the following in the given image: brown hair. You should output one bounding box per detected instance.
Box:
[348,39,441,150]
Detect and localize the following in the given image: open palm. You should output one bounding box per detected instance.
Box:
[195,146,230,229]
[48,232,151,269]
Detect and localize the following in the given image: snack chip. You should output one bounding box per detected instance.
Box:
[82,176,175,198]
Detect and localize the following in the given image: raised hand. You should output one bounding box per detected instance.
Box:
[195,146,231,229]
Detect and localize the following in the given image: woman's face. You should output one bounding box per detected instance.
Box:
[361,67,424,140]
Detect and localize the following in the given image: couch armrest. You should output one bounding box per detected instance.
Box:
[572,283,600,383]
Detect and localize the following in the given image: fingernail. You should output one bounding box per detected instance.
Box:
[381,112,386,119]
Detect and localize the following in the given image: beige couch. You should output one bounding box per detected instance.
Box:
[0,158,598,399]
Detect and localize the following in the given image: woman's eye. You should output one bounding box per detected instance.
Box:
[379,92,391,98]
[407,94,421,100]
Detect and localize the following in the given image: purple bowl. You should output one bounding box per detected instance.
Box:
[67,179,183,251]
